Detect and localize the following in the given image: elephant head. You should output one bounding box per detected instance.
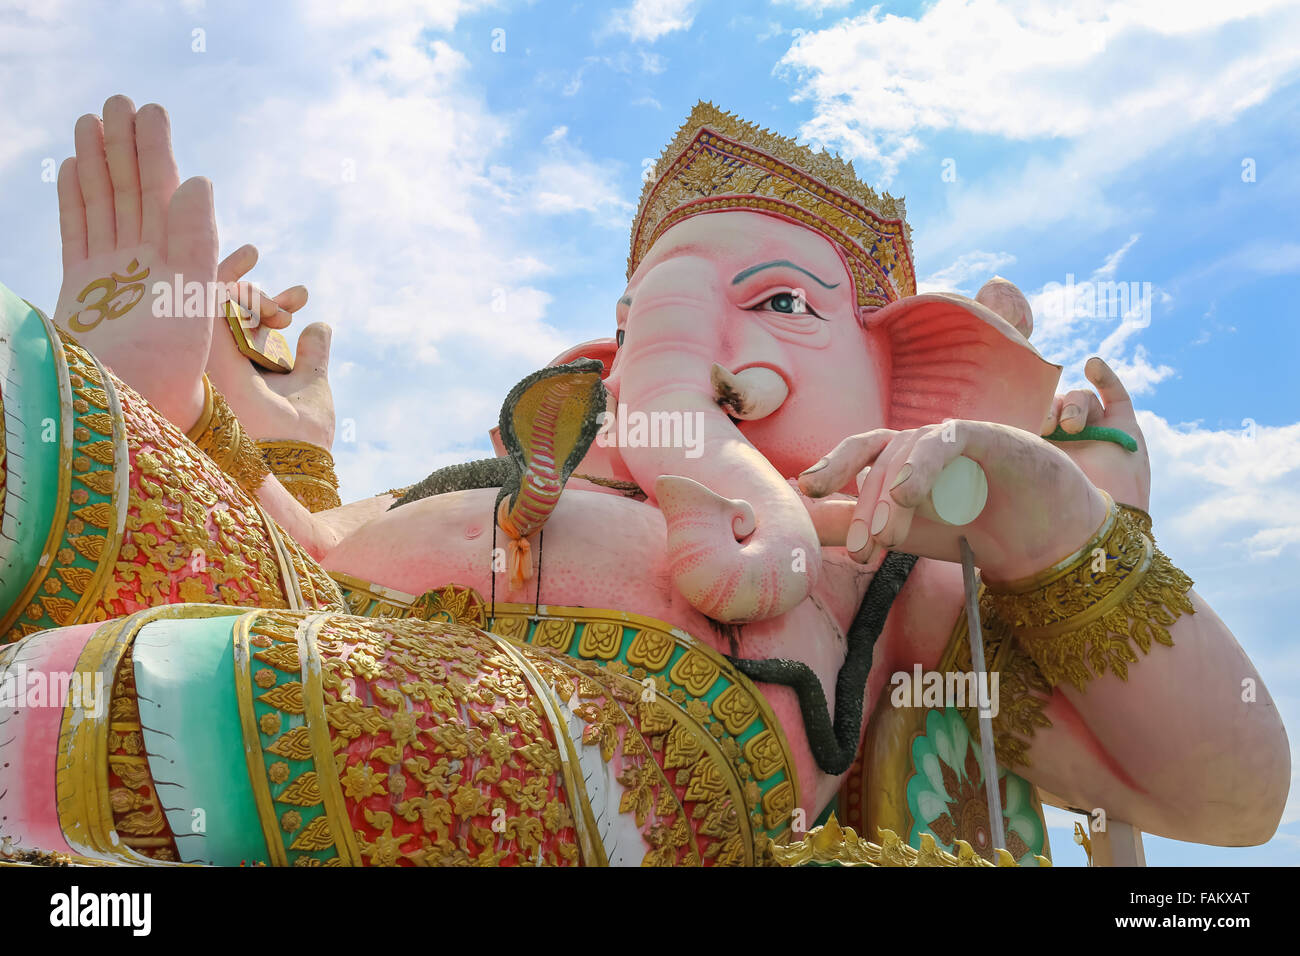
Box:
[541,104,1061,626]
[598,211,885,622]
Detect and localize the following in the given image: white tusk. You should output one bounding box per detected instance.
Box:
[710,363,789,420]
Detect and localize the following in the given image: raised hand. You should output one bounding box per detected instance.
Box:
[204,244,335,449]
[53,95,216,430]
[1040,356,1151,510]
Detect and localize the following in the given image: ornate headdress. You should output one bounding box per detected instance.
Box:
[628,101,916,307]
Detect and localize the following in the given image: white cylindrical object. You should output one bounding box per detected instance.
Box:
[930,456,988,526]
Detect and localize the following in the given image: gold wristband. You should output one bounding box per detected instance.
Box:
[256,439,342,513]
[981,494,1194,692]
[186,376,270,495]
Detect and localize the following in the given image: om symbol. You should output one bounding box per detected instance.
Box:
[68,258,151,333]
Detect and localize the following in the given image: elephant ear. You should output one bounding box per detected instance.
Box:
[496,358,607,540]
[866,292,1061,434]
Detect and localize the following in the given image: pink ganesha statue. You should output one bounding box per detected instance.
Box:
[0,97,1288,868]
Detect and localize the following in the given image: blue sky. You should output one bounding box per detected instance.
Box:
[1,0,1297,865]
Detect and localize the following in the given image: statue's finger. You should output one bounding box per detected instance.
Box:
[1085,356,1134,413]
[217,244,258,285]
[797,428,896,499]
[58,158,87,269]
[846,433,915,564]
[102,95,142,247]
[273,284,309,313]
[260,308,293,330]
[164,176,218,285]
[74,113,116,256]
[293,322,333,378]
[1041,394,1065,436]
[136,104,181,248]
[870,442,922,551]
[1057,389,1105,434]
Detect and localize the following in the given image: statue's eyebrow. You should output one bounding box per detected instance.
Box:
[731,259,840,289]
[618,295,633,307]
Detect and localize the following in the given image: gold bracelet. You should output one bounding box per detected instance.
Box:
[186,376,270,495]
[256,439,342,513]
[981,493,1194,693]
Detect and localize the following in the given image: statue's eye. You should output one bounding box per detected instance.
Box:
[616,329,625,347]
[755,292,820,318]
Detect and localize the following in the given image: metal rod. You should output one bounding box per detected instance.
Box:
[959,535,1006,855]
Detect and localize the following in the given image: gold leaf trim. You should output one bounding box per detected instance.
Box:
[983,505,1194,692]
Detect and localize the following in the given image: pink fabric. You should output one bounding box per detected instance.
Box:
[1,622,102,856]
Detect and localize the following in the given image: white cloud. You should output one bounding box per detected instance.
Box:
[526,127,635,227]
[1104,346,1175,396]
[771,0,852,13]
[297,0,500,35]
[1200,241,1300,282]
[607,0,699,42]
[779,0,1300,170]
[1094,233,1141,280]
[1021,234,1174,393]
[1142,413,1300,559]
[774,0,1300,256]
[555,50,667,97]
[918,250,1016,294]
[0,0,629,498]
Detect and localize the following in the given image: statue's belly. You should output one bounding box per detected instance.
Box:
[322,487,858,815]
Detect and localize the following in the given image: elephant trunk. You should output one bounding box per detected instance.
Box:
[613,257,821,622]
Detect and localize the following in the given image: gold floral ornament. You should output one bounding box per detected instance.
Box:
[186,375,270,495]
[981,493,1195,693]
[945,607,1051,770]
[0,332,131,643]
[769,813,1048,867]
[1118,502,1153,538]
[106,644,181,861]
[629,102,915,308]
[257,439,341,512]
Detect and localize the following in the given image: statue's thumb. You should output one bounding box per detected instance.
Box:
[294,322,332,379]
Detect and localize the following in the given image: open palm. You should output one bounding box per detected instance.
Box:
[53,96,217,429]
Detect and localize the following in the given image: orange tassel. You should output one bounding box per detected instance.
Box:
[496,499,533,591]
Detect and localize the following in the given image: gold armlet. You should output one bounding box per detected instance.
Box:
[186,376,270,495]
[1118,502,1153,539]
[256,439,342,513]
[980,493,1194,692]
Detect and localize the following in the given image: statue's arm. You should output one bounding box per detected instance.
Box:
[802,402,1290,847]
[995,360,1288,844]
[1012,589,1290,846]
[251,478,397,561]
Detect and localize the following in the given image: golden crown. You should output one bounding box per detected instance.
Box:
[628,102,916,307]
